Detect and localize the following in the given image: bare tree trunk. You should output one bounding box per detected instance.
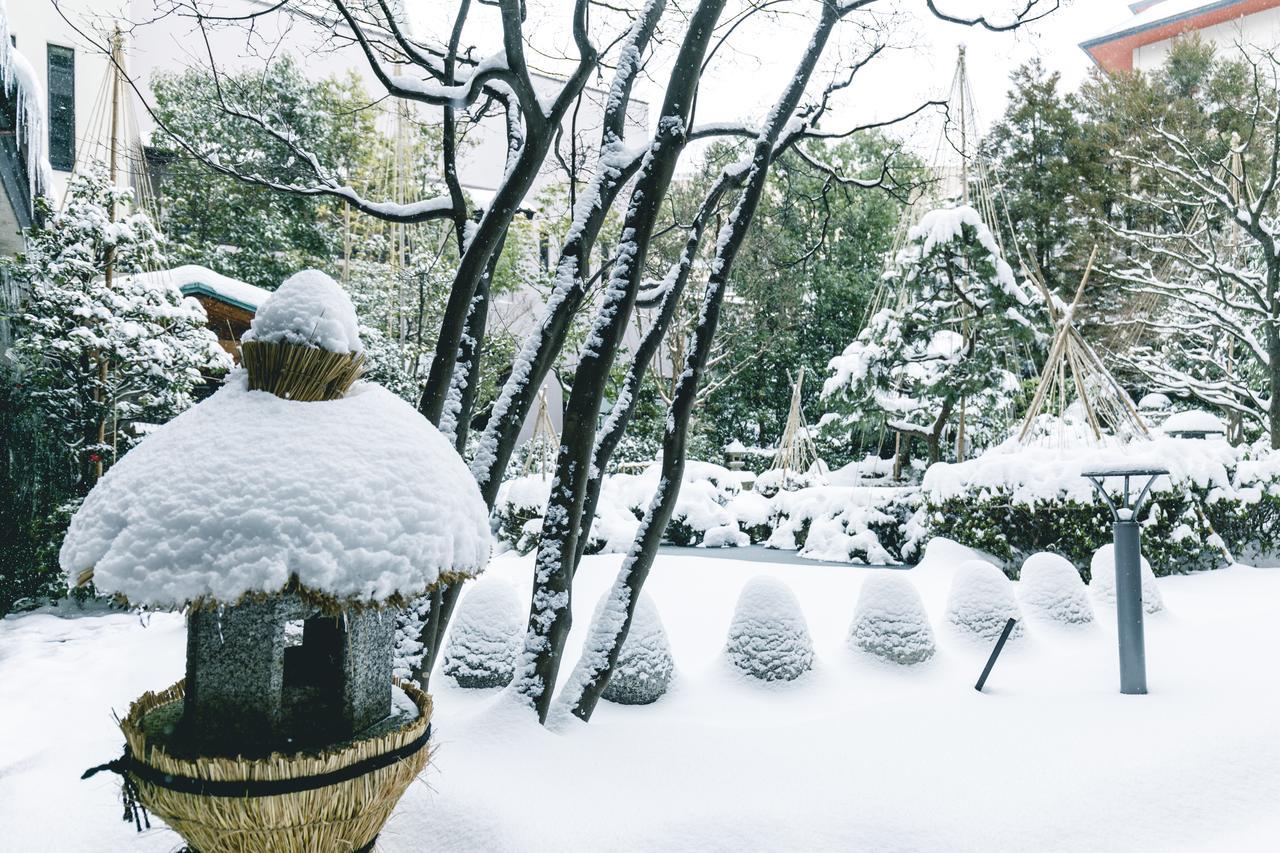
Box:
[561,0,849,721]
[471,0,667,507]
[516,0,729,723]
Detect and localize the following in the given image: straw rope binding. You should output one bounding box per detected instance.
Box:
[240,339,364,402]
[107,679,431,853]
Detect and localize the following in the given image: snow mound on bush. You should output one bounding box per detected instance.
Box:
[1018,552,1094,624]
[442,578,523,688]
[243,269,362,353]
[725,576,814,681]
[1089,544,1164,614]
[601,592,675,705]
[848,574,935,664]
[945,559,1024,640]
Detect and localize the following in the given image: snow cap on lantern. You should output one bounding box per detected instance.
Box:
[60,268,491,610]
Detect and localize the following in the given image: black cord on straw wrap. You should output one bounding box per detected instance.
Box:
[82,723,431,832]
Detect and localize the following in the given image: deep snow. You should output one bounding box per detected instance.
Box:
[3,540,1279,852]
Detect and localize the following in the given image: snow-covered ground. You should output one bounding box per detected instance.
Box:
[3,540,1279,852]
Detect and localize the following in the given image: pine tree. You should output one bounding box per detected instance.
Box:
[4,166,231,491]
[822,205,1037,464]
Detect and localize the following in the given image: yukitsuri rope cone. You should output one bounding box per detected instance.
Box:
[119,681,432,853]
[240,338,364,402]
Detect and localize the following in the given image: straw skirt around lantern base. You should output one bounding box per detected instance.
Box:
[117,679,431,853]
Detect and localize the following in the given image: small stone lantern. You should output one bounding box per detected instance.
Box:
[65,270,490,852]
[724,439,748,471]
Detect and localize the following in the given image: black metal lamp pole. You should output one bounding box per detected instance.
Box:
[1082,466,1168,695]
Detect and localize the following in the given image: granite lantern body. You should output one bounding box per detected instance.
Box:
[183,597,396,755]
[62,271,491,852]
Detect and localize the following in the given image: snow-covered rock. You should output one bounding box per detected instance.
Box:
[601,592,675,705]
[60,372,491,607]
[725,576,814,682]
[1090,544,1164,614]
[1018,552,1093,625]
[243,269,363,353]
[1138,392,1171,412]
[945,560,1024,641]
[442,578,523,689]
[848,574,935,664]
[702,524,748,548]
[1160,409,1226,437]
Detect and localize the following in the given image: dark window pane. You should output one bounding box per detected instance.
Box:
[47,45,74,172]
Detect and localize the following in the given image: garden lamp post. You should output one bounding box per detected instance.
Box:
[1082,465,1168,695]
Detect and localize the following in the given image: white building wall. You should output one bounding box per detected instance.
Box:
[3,0,122,204]
[1132,7,1280,70]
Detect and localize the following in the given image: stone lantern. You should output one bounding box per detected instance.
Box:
[65,270,490,851]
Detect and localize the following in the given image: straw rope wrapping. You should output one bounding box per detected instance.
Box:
[117,680,432,853]
[240,339,365,402]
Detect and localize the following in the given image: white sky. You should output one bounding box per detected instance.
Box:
[411,0,1132,154]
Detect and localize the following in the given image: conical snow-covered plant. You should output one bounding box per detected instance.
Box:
[1018,552,1094,625]
[442,578,523,688]
[600,592,675,705]
[725,576,814,682]
[849,574,935,664]
[945,559,1025,641]
[1089,544,1164,614]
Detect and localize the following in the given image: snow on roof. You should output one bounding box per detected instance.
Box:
[61,372,491,607]
[1160,408,1227,434]
[243,269,362,354]
[163,264,272,312]
[0,0,54,204]
[1089,0,1254,43]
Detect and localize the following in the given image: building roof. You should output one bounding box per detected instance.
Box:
[1081,0,1280,71]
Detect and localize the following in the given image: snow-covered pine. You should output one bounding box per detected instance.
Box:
[1089,544,1164,614]
[821,204,1036,463]
[600,591,674,705]
[5,166,229,483]
[1018,552,1094,625]
[725,576,814,682]
[442,578,523,689]
[945,559,1025,640]
[848,574,936,664]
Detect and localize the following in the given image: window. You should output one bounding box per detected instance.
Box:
[47,45,75,172]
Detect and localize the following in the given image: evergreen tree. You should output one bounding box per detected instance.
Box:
[822,205,1037,465]
[4,167,230,492]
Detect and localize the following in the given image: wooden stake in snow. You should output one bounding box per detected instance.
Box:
[520,388,561,479]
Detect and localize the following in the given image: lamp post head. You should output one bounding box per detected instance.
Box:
[1081,465,1169,521]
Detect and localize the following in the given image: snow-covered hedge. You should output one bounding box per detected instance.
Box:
[945,559,1025,641]
[600,592,675,705]
[441,578,523,688]
[1017,552,1094,625]
[725,576,814,682]
[918,437,1261,578]
[1089,544,1164,614]
[848,574,935,664]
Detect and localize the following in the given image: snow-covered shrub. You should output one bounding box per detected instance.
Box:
[945,559,1025,641]
[766,487,917,564]
[754,467,821,497]
[919,438,1234,578]
[1089,544,1164,614]
[725,576,814,681]
[666,477,738,546]
[442,578,524,688]
[728,489,774,543]
[848,574,935,664]
[494,476,551,555]
[1017,552,1094,625]
[601,592,675,705]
